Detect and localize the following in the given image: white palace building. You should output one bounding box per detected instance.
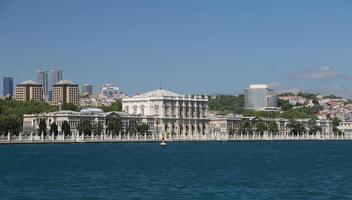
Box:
[122,89,209,137]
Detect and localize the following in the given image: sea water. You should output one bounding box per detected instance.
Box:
[0,141,352,199]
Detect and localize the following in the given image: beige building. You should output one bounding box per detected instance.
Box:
[52,80,79,107]
[122,89,209,136]
[15,80,43,102]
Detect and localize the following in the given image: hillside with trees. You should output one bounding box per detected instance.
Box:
[208,95,245,114]
[209,94,323,119]
[0,100,57,135]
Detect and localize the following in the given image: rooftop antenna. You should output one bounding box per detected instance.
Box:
[159,80,162,89]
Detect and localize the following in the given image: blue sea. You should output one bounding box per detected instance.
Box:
[1,141,352,199]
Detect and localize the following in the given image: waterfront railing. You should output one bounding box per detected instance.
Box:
[0,132,352,144]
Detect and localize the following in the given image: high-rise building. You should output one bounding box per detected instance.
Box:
[36,68,49,95]
[3,77,13,97]
[15,80,43,102]
[244,84,278,111]
[51,68,63,86]
[52,80,79,107]
[81,84,93,96]
[101,84,119,97]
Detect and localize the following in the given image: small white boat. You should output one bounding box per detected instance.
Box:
[160,137,167,146]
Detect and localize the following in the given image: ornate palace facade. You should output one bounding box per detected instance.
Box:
[122,89,209,136]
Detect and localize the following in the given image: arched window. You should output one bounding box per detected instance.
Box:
[133,105,137,115]
[125,106,129,113]
[140,105,145,115]
[154,105,159,116]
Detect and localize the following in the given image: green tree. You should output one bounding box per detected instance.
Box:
[256,122,267,135]
[50,122,59,137]
[278,99,294,111]
[332,117,343,135]
[62,103,78,111]
[267,122,279,135]
[0,100,57,134]
[92,121,104,135]
[238,119,252,134]
[309,125,322,135]
[62,120,71,136]
[77,119,92,135]
[107,118,123,135]
[208,95,245,114]
[38,119,47,136]
[102,101,122,112]
[0,115,22,136]
[137,123,149,136]
[287,120,306,136]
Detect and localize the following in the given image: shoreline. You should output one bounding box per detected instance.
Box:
[1,138,352,145]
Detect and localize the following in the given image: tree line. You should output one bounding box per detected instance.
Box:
[209,94,323,119]
[0,99,123,135]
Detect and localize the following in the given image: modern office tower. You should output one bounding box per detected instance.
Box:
[52,80,79,107]
[244,84,278,111]
[51,68,63,86]
[48,90,53,101]
[3,77,14,97]
[101,84,119,97]
[81,84,93,96]
[36,68,49,95]
[15,80,43,102]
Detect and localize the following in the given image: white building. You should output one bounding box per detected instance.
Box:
[122,89,209,136]
[244,84,279,111]
[338,122,352,136]
[101,84,119,97]
[22,108,140,136]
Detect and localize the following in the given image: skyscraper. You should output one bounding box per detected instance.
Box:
[36,68,48,95]
[51,68,63,86]
[244,84,278,111]
[3,77,13,97]
[81,84,93,96]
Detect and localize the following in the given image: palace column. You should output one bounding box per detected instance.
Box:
[182,102,186,118]
[194,102,199,119]
[204,123,209,136]
[190,122,193,137]
[175,101,179,118]
[168,121,172,139]
[188,102,192,118]
[199,104,203,119]
[196,122,201,139]
[182,121,187,139]
[176,121,180,140]
[160,102,165,118]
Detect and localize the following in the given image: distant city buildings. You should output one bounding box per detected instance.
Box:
[52,80,79,107]
[51,68,63,86]
[81,84,93,96]
[36,68,49,95]
[15,80,43,102]
[122,89,209,135]
[101,84,119,97]
[244,84,278,111]
[3,77,13,97]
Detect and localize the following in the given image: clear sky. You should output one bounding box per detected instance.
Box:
[1,0,352,97]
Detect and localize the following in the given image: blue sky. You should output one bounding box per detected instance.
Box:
[1,0,352,97]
